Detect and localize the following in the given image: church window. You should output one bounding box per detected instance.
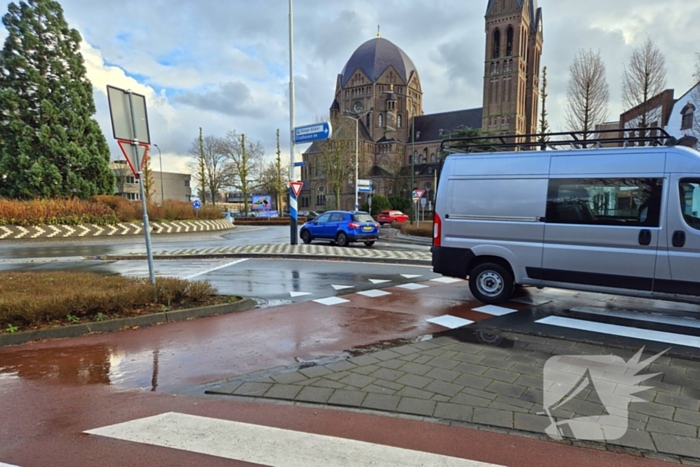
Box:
[378,114,383,128]
[506,27,514,56]
[397,114,403,128]
[430,153,436,162]
[681,103,695,131]
[492,29,501,59]
[366,113,370,128]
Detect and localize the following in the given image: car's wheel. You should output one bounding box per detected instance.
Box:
[300,230,312,244]
[468,262,514,304]
[336,232,349,247]
[364,241,375,247]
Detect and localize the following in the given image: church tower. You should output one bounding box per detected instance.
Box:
[482,0,543,138]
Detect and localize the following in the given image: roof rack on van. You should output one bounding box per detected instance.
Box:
[439,127,698,154]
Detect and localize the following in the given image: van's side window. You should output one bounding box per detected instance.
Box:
[546,178,663,227]
[679,179,700,230]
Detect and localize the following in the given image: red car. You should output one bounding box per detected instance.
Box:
[377,210,409,225]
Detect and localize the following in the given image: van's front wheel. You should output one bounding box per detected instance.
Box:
[469,263,514,304]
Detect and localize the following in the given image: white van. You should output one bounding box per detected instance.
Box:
[431,131,700,305]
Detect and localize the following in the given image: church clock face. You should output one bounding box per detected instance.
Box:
[353,101,363,113]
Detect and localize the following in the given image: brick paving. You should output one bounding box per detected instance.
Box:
[206,335,700,461]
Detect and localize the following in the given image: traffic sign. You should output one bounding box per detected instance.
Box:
[117,140,149,177]
[192,199,202,210]
[294,122,332,144]
[420,197,427,207]
[293,161,307,167]
[412,190,425,201]
[107,85,151,144]
[290,181,304,198]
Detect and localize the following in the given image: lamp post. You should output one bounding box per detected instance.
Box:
[154,144,164,205]
[411,120,415,225]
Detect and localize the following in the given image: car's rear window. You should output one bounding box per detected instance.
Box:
[380,211,390,215]
[352,214,374,223]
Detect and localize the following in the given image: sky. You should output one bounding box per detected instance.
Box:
[1,0,699,174]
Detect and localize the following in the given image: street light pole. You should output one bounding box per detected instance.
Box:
[154,144,164,205]
[411,120,415,225]
[288,0,298,245]
[343,111,371,212]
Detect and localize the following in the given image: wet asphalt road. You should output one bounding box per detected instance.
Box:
[0,257,437,306]
[0,225,427,259]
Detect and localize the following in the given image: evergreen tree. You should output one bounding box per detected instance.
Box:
[538,66,550,144]
[0,0,115,199]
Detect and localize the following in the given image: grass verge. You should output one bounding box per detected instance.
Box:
[0,271,229,334]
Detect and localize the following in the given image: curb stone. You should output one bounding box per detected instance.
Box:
[0,297,256,347]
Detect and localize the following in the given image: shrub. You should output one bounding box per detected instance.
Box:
[397,221,433,238]
[388,195,412,214]
[360,195,392,216]
[0,198,223,226]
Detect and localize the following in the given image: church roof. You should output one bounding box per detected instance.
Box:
[340,38,417,88]
[412,108,483,143]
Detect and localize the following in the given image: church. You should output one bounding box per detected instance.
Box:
[300,0,544,212]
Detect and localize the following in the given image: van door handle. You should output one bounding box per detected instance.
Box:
[672,230,686,248]
[637,230,652,246]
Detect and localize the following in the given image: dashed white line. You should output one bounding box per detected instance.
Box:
[313,296,351,306]
[396,283,429,290]
[358,289,392,298]
[427,315,474,329]
[430,277,463,284]
[473,305,518,316]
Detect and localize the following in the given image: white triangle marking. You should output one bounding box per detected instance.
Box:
[401,274,423,279]
[369,279,391,284]
[289,292,312,298]
[332,285,355,291]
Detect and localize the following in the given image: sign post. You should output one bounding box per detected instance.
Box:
[290,122,331,245]
[420,197,427,222]
[107,85,156,295]
[413,190,425,228]
[192,199,201,218]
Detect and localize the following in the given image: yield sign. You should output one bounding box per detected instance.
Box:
[117,140,150,178]
[290,181,304,198]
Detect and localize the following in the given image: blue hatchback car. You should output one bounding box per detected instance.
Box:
[299,211,379,247]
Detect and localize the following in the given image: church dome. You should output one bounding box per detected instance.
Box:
[340,37,417,88]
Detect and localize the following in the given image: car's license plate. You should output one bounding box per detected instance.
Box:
[362,226,372,231]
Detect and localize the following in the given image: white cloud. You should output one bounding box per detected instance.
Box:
[1,0,699,177]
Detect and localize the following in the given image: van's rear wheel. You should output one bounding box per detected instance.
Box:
[469,263,514,304]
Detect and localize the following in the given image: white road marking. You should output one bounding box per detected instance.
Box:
[473,305,517,316]
[430,277,463,284]
[401,274,423,279]
[313,296,351,306]
[85,413,503,467]
[358,289,392,298]
[536,316,700,349]
[369,279,391,284]
[331,285,355,291]
[290,292,312,298]
[396,283,429,290]
[570,306,700,330]
[427,315,474,329]
[183,259,249,280]
[0,462,21,467]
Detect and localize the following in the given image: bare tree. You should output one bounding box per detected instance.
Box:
[258,130,289,212]
[316,116,354,210]
[141,155,156,202]
[622,37,667,134]
[565,50,609,139]
[188,129,231,205]
[187,128,209,205]
[220,131,264,216]
[538,66,550,144]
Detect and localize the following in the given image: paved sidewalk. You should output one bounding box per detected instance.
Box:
[104,243,432,264]
[206,335,700,462]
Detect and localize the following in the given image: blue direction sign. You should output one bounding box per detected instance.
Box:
[293,161,307,167]
[294,122,332,144]
[192,199,202,210]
